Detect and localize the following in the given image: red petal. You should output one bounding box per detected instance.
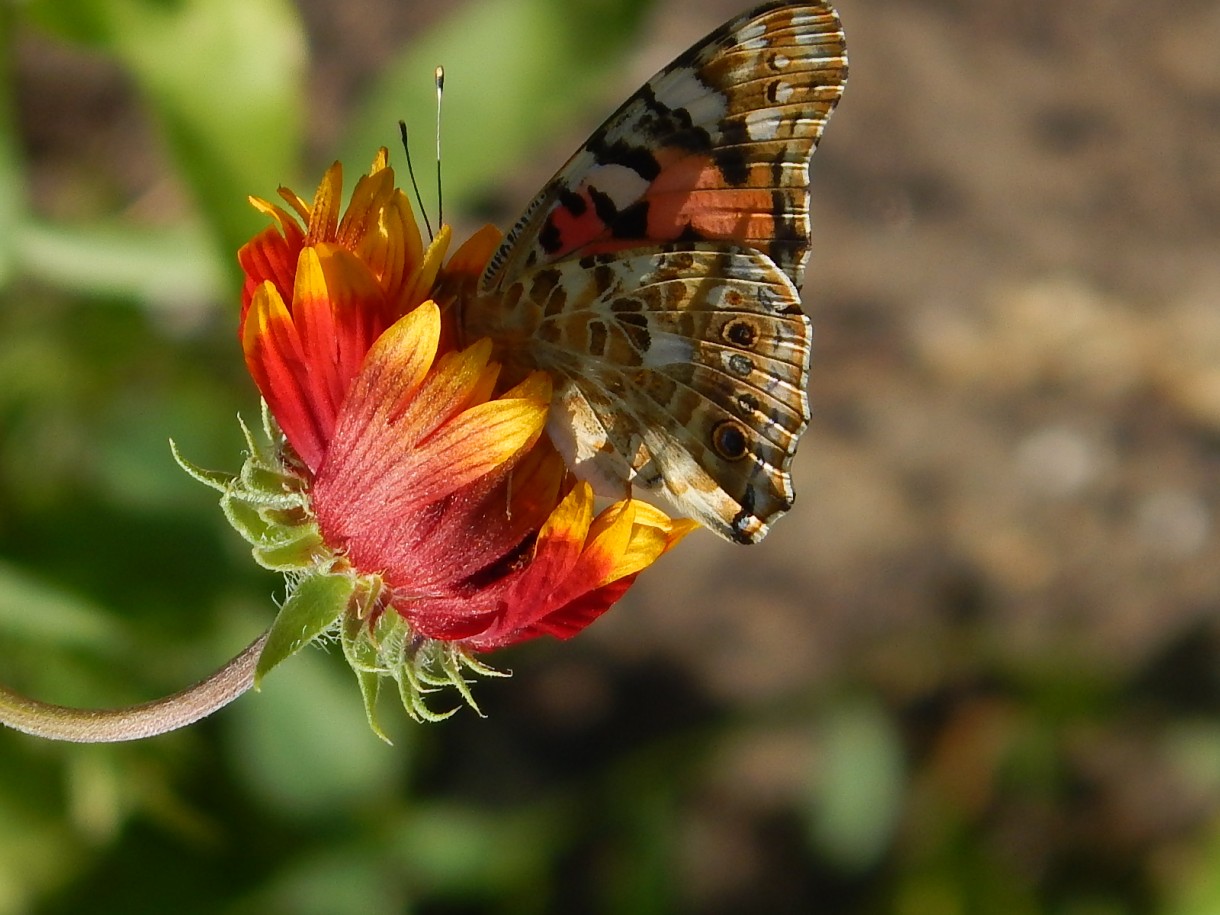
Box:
[238,224,299,320]
[241,282,328,469]
[502,575,636,645]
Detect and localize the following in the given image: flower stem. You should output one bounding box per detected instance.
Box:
[0,630,269,743]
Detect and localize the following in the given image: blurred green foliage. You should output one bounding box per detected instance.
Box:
[2,1,1220,914]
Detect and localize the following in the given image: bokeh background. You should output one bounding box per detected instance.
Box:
[2,0,1219,911]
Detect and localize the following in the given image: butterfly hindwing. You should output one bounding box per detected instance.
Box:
[459,2,847,542]
[480,1,847,292]
[467,244,810,543]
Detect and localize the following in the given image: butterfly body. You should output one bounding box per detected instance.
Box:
[457,2,847,543]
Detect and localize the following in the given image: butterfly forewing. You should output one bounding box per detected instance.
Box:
[459,2,847,542]
[480,2,847,291]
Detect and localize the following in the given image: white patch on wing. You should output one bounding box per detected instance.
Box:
[745,109,781,141]
[599,99,651,146]
[649,66,707,109]
[548,385,632,496]
[636,428,743,536]
[736,22,767,46]
[684,92,735,132]
[639,330,695,368]
[699,283,733,308]
[793,16,839,48]
[644,69,726,132]
[790,12,826,31]
[583,163,651,211]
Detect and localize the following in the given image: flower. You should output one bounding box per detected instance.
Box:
[178,151,695,728]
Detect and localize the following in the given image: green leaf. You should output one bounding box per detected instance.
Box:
[388,802,561,899]
[235,845,401,915]
[0,12,26,288]
[254,573,353,685]
[806,697,906,872]
[228,646,408,821]
[15,219,223,308]
[0,561,124,653]
[27,0,307,268]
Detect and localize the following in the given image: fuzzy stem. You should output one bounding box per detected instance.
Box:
[0,631,269,743]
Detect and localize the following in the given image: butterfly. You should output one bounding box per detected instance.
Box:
[455,2,847,544]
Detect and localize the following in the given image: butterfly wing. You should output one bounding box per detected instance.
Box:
[467,245,810,542]
[461,2,847,542]
[480,2,848,292]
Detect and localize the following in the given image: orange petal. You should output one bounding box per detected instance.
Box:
[305,161,343,245]
[238,223,299,314]
[525,481,597,590]
[337,166,393,250]
[247,197,307,248]
[583,501,641,585]
[403,394,549,505]
[390,338,498,447]
[446,224,503,279]
[276,186,312,225]
[343,300,443,429]
[404,224,451,307]
[590,500,694,586]
[367,147,390,175]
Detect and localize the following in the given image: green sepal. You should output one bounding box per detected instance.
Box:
[219,491,321,570]
[241,408,280,468]
[255,572,355,687]
[341,595,394,742]
[178,409,318,572]
[259,400,282,452]
[250,527,324,572]
[398,660,459,723]
[341,607,383,674]
[240,462,306,501]
[221,493,280,544]
[354,668,388,743]
[337,596,514,728]
[169,439,235,493]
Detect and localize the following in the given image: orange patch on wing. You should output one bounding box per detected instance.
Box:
[537,152,779,258]
[648,185,776,240]
[543,192,611,257]
[649,152,726,193]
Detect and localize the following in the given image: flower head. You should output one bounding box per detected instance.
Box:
[179,151,695,728]
[237,150,440,472]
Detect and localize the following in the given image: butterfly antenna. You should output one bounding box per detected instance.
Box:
[398,120,434,241]
[434,65,445,229]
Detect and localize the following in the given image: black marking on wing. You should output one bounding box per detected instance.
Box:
[612,200,651,238]
[558,187,588,217]
[588,186,619,226]
[584,132,663,181]
[539,220,562,254]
